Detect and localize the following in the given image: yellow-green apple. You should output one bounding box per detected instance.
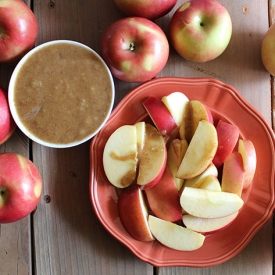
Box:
[0,0,38,62]
[135,121,146,154]
[238,139,257,189]
[221,151,244,197]
[118,186,154,242]
[137,124,167,189]
[184,162,218,188]
[177,120,218,179]
[213,119,240,168]
[143,96,178,138]
[144,166,182,222]
[179,100,213,142]
[261,23,275,76]
[0,152,42,223]
[185,174,221,192]
[161,92,189,126]
[182,211,238,234]
[100,17,169,82]
[148,215,205,251]
[167,139,188,190]
[180,187,244,218]
[169,0,232,62]
[113,0,178,20]
[0,87,16,144]
[103,125,138,188]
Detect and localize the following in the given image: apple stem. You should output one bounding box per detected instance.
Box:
[129,42,135,51]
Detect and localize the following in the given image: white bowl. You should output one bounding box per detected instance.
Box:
[9,40,115,148]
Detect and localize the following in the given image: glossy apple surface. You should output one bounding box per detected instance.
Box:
[145,166,182,222]
[0,87,16,144]
[100,17,169,82]
[0,153,42,223]
[113,0,177,19]
[0,0,38,62]
[169,0,232,62]
[148,215,205,251]
[103,125,138,188]
[118,186,154,242]
[137,124,167,189]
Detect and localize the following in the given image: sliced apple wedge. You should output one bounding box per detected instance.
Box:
[221,151,244,197]
[103,125,138,188]
[137,123,167,190]
[197,175,221,192]
[142,96,178,137]
[161,91,189,126]
[145,166,182,222]
[135,121,146,154]
[180,187,244,219]
[177,120,218,179]
[179,100,211,142]
[118,186,154,242]
[182,211,238,234]
[238,139,257,189]
[148,215,205,251]
[213,119,240,168]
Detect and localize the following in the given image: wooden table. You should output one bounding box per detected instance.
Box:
[0,0,274,274]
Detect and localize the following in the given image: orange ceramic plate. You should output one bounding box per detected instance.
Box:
[89,77,275,267]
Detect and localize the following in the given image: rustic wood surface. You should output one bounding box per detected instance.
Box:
[0,0,274,274]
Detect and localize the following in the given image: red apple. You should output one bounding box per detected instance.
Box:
[100,17,169,82]
[143,96,178,138]
[0,86,16,144]
[213,119,240,168]
[113,0,178,20]
[145,166,182,222]
[118,186,154,242]
[0,152,42,223]
[169,0,232,62]
[0,0,38,62]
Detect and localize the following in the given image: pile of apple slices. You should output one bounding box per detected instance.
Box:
[102,92,257,251]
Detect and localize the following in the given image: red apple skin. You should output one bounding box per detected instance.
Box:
[145,166,182,222]
[0,87,16,144]
[169,0,232,62]
[113,0,177,20]
[117,186,154,242]
[143,96,178,137]
[213,119,240,168]
[0,0,39,63]
[100,17,169,82]
[0,153,42,223]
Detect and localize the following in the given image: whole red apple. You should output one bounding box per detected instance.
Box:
[169,0,232,62]
[113,0,178,20]
[0,86,16,145]
[100,17,169,82]
[0,153,42,223]
[261,23,275,76]
[0,0,38,63]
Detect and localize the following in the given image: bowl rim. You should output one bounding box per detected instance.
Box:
[8,39,115,148]
[90,76,275,267]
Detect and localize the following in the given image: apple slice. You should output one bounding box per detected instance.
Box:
[179,100,211,142]
[118,186,154,242]
[145,166,182,222]
[143,96,178,137]
[184,163,218,189]
[177,120,218,179]
[103,125,138,188]
[221,151,244,197]
[180,187,244,219]
[137,123,167,190]
[135,121,146,154]
[213,119,240,168]
[182,211,238,234]
[148,215,205,251]
[195,175,221,192]
[167,139,188,190]
[238,139,257,189]
[161,91,189,126]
